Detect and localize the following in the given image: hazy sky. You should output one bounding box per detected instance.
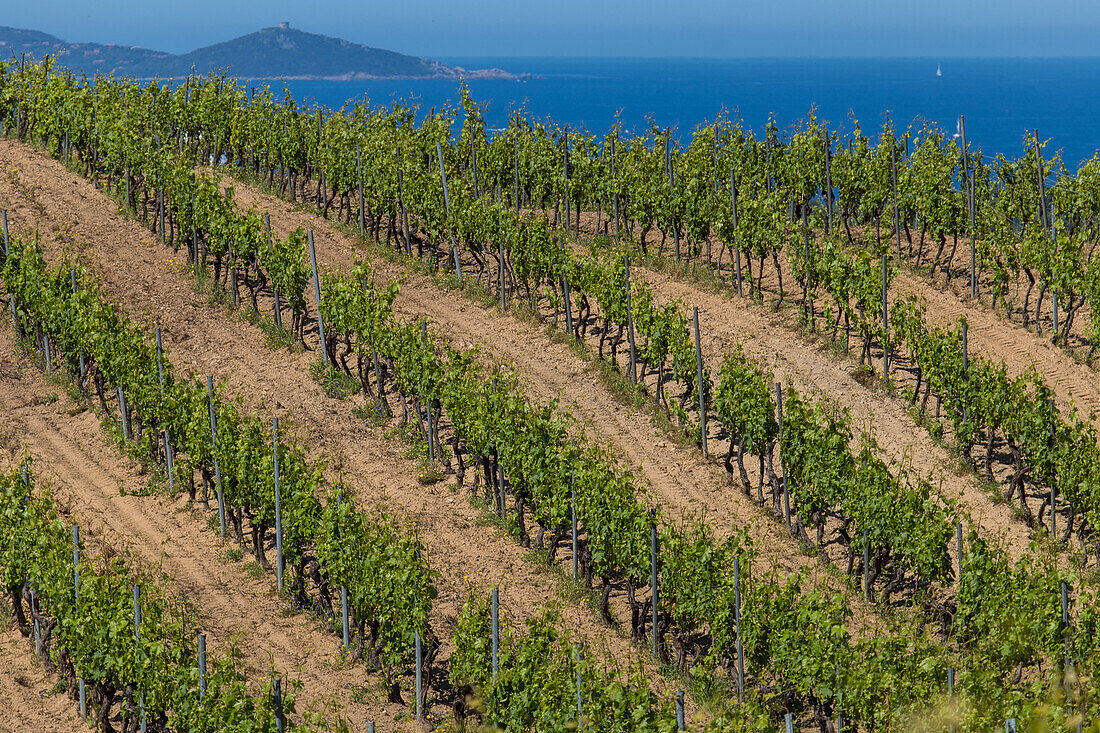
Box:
[6,0,1099,58]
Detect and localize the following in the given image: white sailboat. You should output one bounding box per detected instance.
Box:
[936,63,942,77]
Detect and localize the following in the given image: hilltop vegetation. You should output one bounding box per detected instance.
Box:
[0,23,515,80]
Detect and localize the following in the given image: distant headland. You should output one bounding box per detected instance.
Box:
[0,23,521,81]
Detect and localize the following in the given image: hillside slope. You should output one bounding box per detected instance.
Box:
[0,25,170,75]
[0,24,512,80]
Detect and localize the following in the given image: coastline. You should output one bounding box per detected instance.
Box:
[128,69,527,82]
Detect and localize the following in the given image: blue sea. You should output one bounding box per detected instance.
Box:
[266,58,1100,168]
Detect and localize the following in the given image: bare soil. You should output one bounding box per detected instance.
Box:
[0,140,687,724]
[0,627,83,732]
[11,134,1090,727]
[227,178,1032,573]
[0,327,423,731]
[577,212,1096,561]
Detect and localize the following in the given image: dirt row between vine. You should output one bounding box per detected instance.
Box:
[229,169,1071,592]
[222,185,839,574]
[208,165,1062,607]
[0,327,424,731]
[618,215,1100,442]
[580,216,1094,559]
[889,230,1099,400]
[0,628,81,732]
[636,271,1033,549]
[645,242,1100,551]
[0,140,694,718]
[891,266,1100,423]
[189,173,1094,579]
[583,212,1100,430]
[213,176,919,630]
[217,177,1041,577]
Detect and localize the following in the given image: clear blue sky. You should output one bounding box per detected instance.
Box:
[6,0,1099,58]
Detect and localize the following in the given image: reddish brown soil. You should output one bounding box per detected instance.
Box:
[0,327,422,731]
[10,134,1082,727]
[0,141,687,725]
[575,213,1094,560]
[225,181,828,574]
[224,179,1032,574]
[614,213,1100,433]
[0,628,83,732]
[892,267,1100,422]
[219,176,927,644]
